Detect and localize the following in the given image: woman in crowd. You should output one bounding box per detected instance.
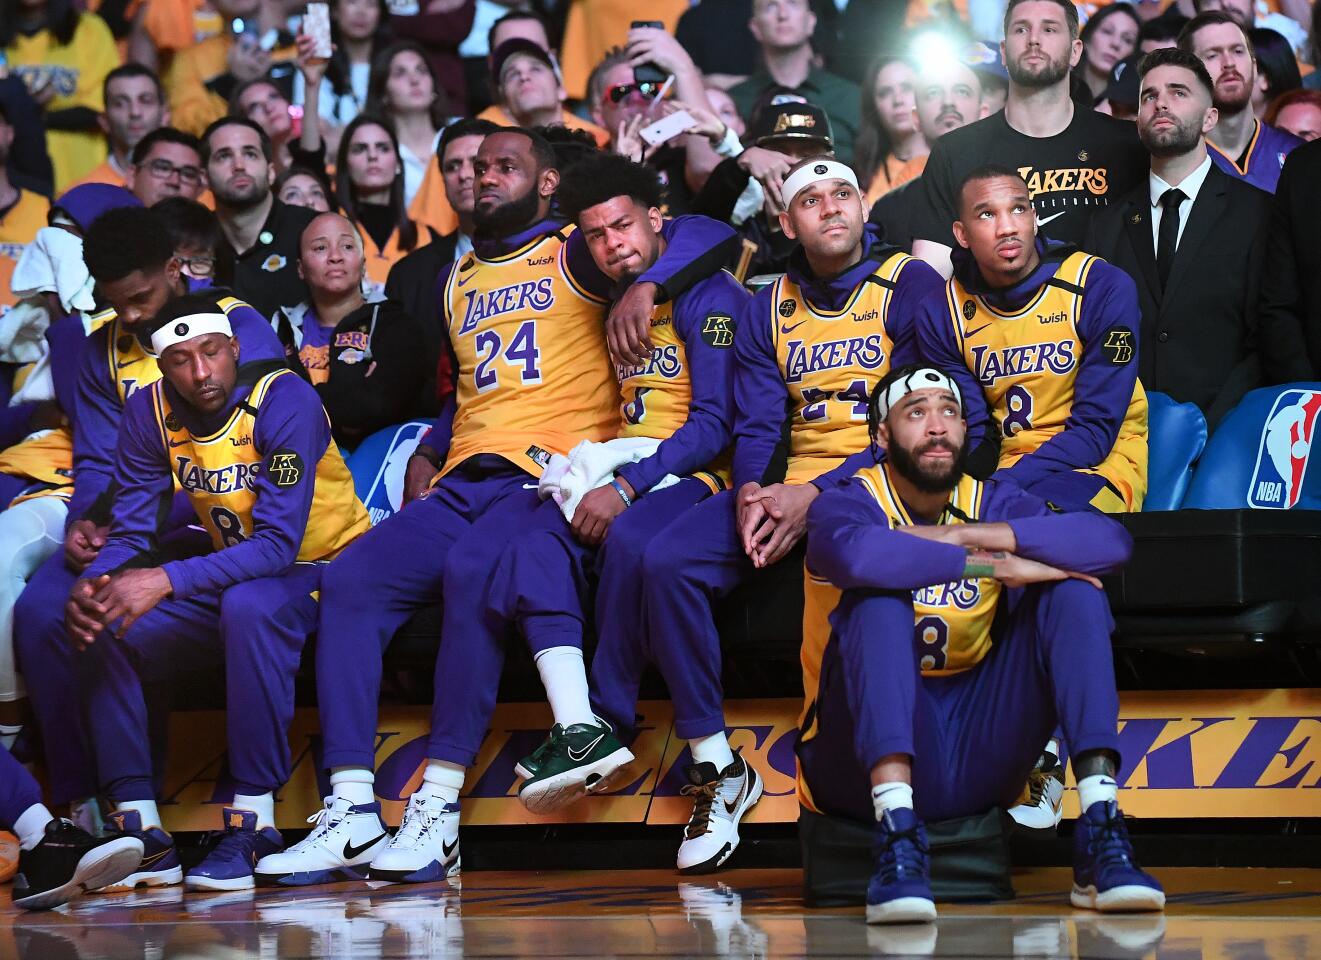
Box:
[276,166,334,213]
[292,0,393,156]
[1077,3,1140,103]
[1249,28,1302,120]
[230,78,298,174]
[0,0,121,190]
[854,55,928,207]
[271,210,425,448]
[367,40,453,212]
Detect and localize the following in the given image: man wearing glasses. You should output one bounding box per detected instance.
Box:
[126,128,208,208]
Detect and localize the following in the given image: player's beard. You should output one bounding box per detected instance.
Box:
[1140,112,1203,157]
[1006,48,1071,89]
[889,437,969,494]
[473,186,542,239]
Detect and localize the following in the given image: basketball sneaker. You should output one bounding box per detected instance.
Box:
[865,807,936,924]
[186,808,284,891]
[676,753,763,874]
[12,819,144,911]
[254,797,389,887]
[368,793,460,882]
[1009,741,1065,830]
[1071,799,1165,912]
[517,721,634,813]
[97,810,182,890]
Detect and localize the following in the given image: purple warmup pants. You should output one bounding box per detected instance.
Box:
[14,503,207,804]
[798,579,1122,825]
[478,477,714,747]
[79,563,322,802]
[1,746,43,826]
[316,461,545,771]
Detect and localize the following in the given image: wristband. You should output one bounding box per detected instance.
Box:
[610,479,633,508]
[411,445,441,468]
[964,556,995,579]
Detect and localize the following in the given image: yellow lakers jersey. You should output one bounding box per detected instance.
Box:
[946,252,1148,510]
[101,295,256,404]
[440,228,618,477]
[0,190,51,314]
[150,369,369,560]
[797,462,1001,813]
[615,298,731,492]
[771,251,910,484]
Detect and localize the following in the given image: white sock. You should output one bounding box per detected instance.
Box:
[689,732,735,772]
[871,781,914,821]
[117,799,161,830]
[533,646,596,729]
[232,792,275,829]
[420,759,465,806]
[1076,774,1118,811]
[329,768,376,807]
[0,723,21,751]
[14,803,54,851]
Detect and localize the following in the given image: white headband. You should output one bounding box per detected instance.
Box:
[150,312,232,356]
[875,368,962,420]
[781,160,860,207]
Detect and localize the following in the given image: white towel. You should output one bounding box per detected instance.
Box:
[538,437,680,520]
[11,227,96,314]
[0,299,51,365]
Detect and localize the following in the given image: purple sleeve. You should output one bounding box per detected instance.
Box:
[806,480,968,589]
[616,276,744,495]
[985,479,1133,574]
[810,447,881,492]
[418,394,455,459]
[1002,263,1140,487]
[67,328,123,528]
[913,283,992,452]
[85,392,173,579]
[228,303,287,362]
[47,313,86,416]
[418,260,459,455]
[563,215,738,303]
[161,375,330,598]
[732,287,790,490]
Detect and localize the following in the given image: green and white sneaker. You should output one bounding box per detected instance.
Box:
[516,721,634,814]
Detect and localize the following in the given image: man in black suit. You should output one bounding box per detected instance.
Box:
[1259,139,1321,381]
[385,118,498,414]
[1085,48,1277,425]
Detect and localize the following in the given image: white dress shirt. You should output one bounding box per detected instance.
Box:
[1149,154,1212,252]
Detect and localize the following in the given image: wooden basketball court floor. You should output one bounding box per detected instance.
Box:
[2,865,1319,958]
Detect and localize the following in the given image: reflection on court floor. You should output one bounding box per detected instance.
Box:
[3,867,1319,958]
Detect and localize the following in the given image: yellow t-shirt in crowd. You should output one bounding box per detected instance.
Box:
[0,190,51,315]
[5,13,121,192]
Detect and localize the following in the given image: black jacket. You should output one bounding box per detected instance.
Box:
[385,233,459,414]
[1259,139,1321,381]
[271,297,426,448]
[1084,162,1280,426]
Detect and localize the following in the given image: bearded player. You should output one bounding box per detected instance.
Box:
[801,363,1163,925]
[254,127,736,886]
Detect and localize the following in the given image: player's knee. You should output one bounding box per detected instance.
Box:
[836,589,914,644]
[1034,577,1113,624]
[219,580,277,633]
[640,525,691,587]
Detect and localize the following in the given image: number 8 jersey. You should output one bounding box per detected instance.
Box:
[440,227,619,477]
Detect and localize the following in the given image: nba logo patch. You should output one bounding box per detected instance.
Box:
[1246,389,1321,508]
[351,420,433,525]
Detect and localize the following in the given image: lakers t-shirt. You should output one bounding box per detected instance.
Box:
[915,108,1148,249]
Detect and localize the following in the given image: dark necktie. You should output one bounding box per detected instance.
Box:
[1156,187,1186,293]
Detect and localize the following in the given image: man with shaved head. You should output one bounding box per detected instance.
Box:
[269,212,425,447]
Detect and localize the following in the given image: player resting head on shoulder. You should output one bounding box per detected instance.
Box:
[141,290,242,416]
[471,126,560,240]
[777,156,869,276]
[557,153,666,283]
[952,164,1041,288]
[867,363,969,497]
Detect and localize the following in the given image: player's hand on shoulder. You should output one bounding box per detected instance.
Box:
[64,520,108,573]
[572,481,632,546]
[607,281,659,367]
[94,568,173,638]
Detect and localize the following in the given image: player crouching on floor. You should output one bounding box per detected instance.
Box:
[800,363,1163,924]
